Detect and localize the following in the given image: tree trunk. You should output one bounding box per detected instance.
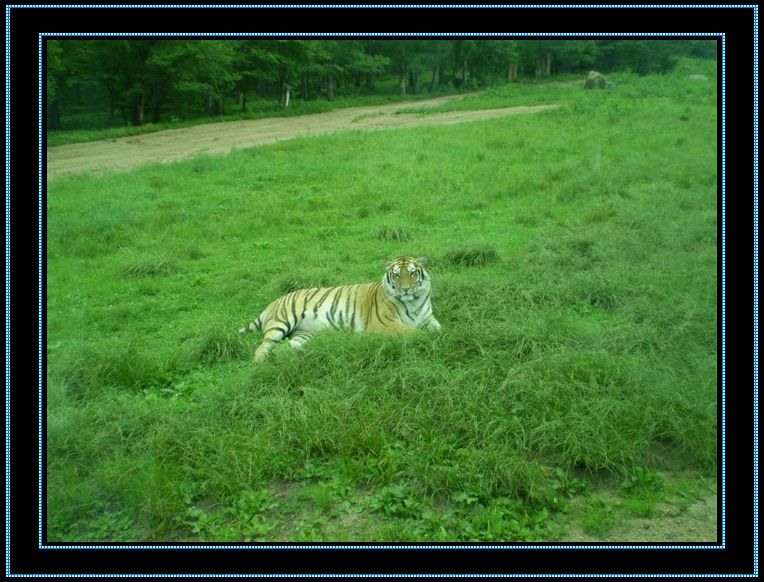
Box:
[281,84,290,108]
[150,83,160,123]
[398,44,407,95]
[430,64,440,92]
[301,74,309,100]
[462,59,469,87]
[131,93,145,126]
[411,70,420,94]
[327,73,335,101]
[366,72,374,90]
[48,100,61,130]
[238,91,247,112]
[545,53,552,77]
[509,63,518,81]
[105,85,117,125]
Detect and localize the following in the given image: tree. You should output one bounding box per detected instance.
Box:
[452,39,478,87]
[384,40,409,95]
[296,40,341,101]
[108,39,155,126]
[233,40,282,109]
[331,40,391,93]
[47,39,153,128]
[80,39,156,126]
[270,40,309,107]
[571,40,598,72]
[355,40,390,90]
[593,40,685,75]
[470,40,519,84]
[45,40,64,129]
[400,39,452,94]
[425,40,453,91]
[147,40,240,119]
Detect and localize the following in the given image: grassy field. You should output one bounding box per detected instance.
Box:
[46,58,718,542]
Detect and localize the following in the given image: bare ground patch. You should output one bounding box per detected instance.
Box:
[560,486,718,544]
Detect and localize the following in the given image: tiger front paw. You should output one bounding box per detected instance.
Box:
[422,317,441,332]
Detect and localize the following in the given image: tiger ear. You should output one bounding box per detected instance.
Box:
[384,258,394,268]
[416,256,427,266]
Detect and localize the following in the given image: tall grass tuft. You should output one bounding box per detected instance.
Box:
[190,326,251,365]
[51,336,173,401]
[377,226,411,242]
[443,246,499,267]
[122,259,180,278]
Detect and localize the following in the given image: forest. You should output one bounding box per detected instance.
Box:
[46,38,716,130]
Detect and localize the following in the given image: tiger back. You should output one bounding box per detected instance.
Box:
[239,256,441,362]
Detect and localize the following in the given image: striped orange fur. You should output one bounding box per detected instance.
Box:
[239,256,441,362]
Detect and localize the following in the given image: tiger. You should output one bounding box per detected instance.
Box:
[239,256,441,362]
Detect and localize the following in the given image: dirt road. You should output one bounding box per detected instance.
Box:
[46,94,557,179]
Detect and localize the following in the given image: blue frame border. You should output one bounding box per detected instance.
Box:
[4,2,756,577]
[33,30,732,552]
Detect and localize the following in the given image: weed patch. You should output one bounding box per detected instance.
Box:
[376,226,411,242]
[190,326,250,364]
[443,246,499,267]
[122,260,180,278]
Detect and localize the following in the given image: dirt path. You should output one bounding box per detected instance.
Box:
[46,94,557,179]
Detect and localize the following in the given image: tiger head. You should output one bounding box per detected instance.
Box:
[382,256,430,302]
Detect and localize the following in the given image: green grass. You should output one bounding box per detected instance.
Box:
[395,79,578,115]
[46,58,717,542]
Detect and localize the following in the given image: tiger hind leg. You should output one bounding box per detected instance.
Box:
[287,330,314,349]
[254,327,288,363]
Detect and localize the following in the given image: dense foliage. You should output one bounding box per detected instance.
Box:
[46,38,715,129]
